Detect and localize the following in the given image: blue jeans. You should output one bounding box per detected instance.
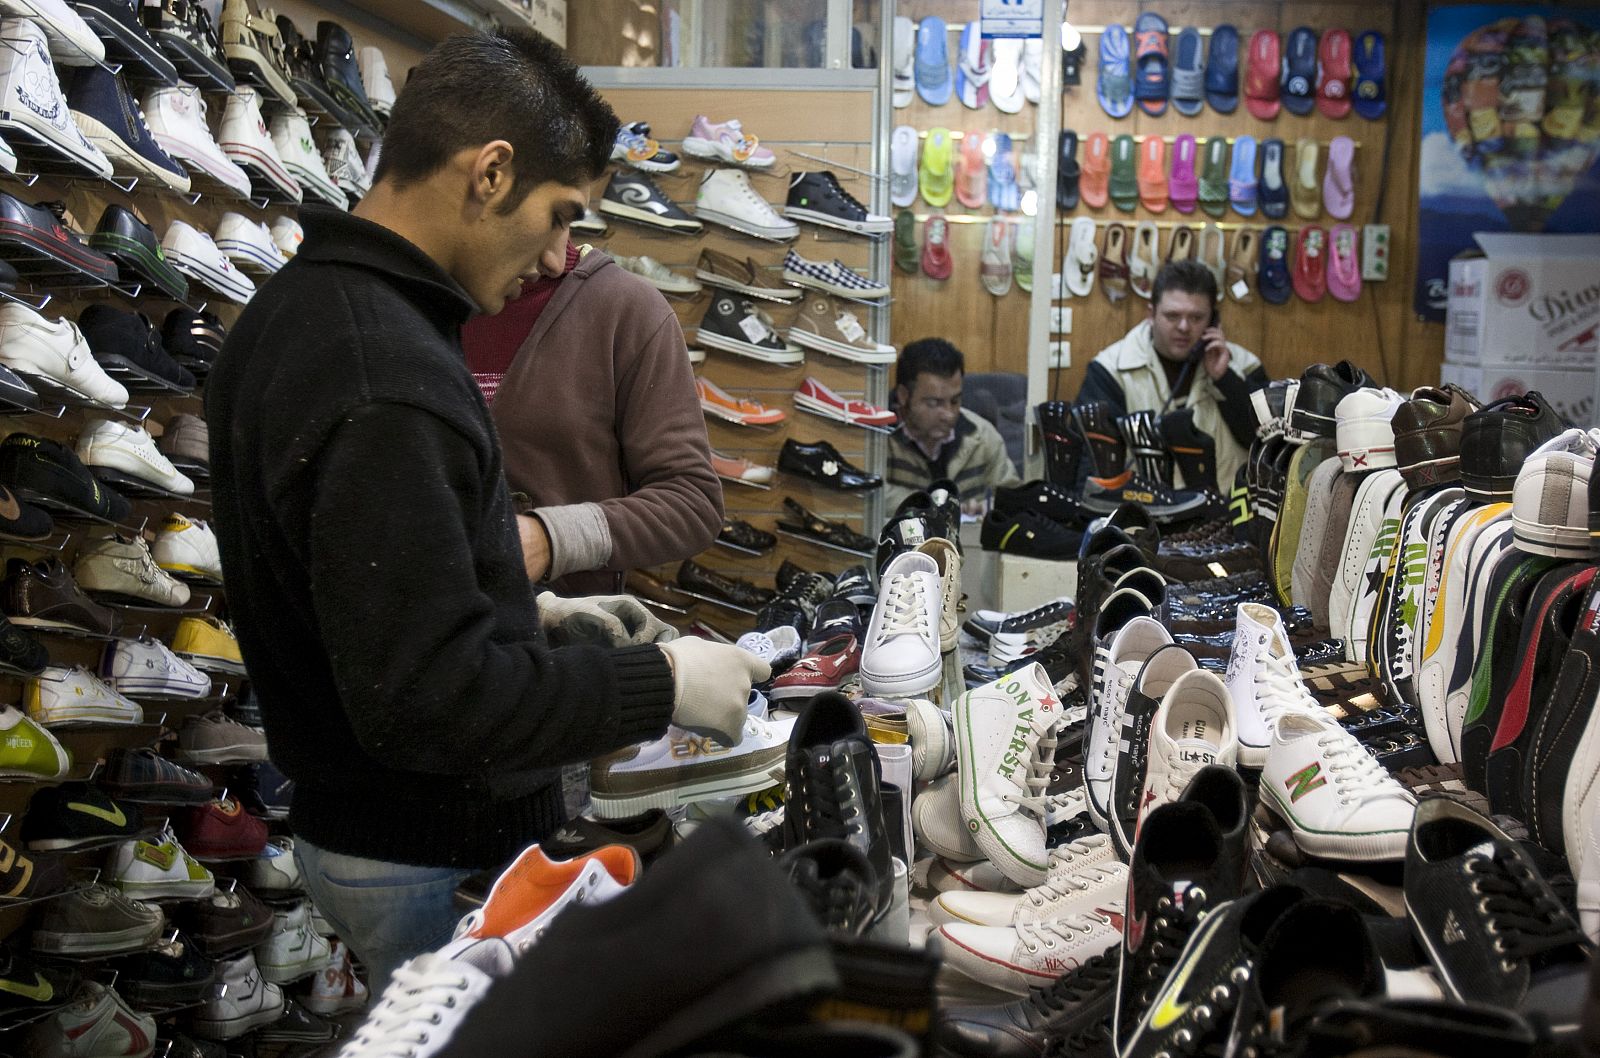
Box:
[294,839,473,994]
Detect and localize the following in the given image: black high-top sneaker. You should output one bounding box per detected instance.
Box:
[1037,400,1083,486]
[1293,361,1376,439]
[1119,410,1176,488]
[1160,407,1220,496]
[783,692,893,926]
[1073,402,1132,508]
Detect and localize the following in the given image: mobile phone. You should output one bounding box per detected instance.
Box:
[1187,308,1221,360]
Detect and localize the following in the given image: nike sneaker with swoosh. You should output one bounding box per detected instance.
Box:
[20,781,144,850]
[26,979,156,1058]
[0,946,79,1013]
[107,831,215,900]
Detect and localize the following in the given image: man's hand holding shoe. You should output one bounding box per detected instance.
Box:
[659,638,770,746]
[537,592,678,647]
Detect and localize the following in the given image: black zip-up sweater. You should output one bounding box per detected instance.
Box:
[205,207,674,868]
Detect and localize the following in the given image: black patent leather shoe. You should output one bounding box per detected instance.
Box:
[719,518,775,552]
[316,20,381,133]
[778,438,881,490]
[90,206,188,303]
[777,497,874,553]
[0,196,118,284]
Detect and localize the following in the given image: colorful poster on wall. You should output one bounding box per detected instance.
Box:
[1417,6,1600,320]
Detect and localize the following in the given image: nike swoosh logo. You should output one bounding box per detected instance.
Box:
[0,972,52,1001]
[1149,910,1226,1032]
[67,800,126,827]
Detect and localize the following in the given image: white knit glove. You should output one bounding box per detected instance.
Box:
[659,637,771,746]
[536,592,678,647]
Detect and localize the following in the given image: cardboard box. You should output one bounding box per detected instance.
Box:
[1444,234,1600,369]
[1440,362,1597,427]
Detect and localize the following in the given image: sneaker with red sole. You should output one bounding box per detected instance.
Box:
[454,844,640,956]
[768,633,861,700]
[793,377,897,429]
[182,797,268,860]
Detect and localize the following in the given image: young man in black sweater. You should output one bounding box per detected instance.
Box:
[205,29,767,987]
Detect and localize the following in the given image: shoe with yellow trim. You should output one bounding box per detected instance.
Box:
[172,615,245,675]
[106,830,215,901]
[152,513,222,583]
[20,781,143,851]
[589,712,793,818]
[0,703,70,780]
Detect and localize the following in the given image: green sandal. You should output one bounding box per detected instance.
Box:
[1198,136,1230,218]
[1109,134,1138,213]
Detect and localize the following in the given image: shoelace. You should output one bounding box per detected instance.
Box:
[1467,844,1587,965]
[876,574,930,643]
[1131,888,1211,1012]
[1024,856,1125,912]
[1003,720,1059,824]
[1093,667,1134,776]
[340,958,480,1058]
[1016,902,1123,954]
[1022,949,1117,1020]
[1252,646,1322,725]
[1317,729,1412,806]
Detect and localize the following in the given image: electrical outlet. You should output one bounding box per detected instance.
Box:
[1051,306,1073,334]
[1362,224,1391,281]
[1048,343,1071,369]
[1050,272,1064,299]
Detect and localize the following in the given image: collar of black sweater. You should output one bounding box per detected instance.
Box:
[294,205,479,325]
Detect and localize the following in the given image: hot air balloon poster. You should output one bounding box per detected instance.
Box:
[1418,6,1600,320]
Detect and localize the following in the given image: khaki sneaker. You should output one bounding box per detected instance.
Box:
[158,413,209,473]
[787,294,897,365]
[693,247,800,303]
[73,532,191,607]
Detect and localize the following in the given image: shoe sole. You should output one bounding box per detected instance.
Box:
[180,744,270,764]
[71,113,191,193]
[788,328,897,365]
[9,614,107,635]
[109,678,209,698]
[906,700,952,781]
[681,138,776,168]
[0,111,104,176]
[1511,517,1591,559]
[782,206,893,235]
[859,656,940,697]
[83,449,192,495]
[32,704,141,725]
[221,143,303,202]
[793,392,896,426]
[694,270,800,303]
[282,163,347,210]
[111,879,216,900]
[31,923,160,954]
[936,925,1060,993]
[259,955,328,984]
[215,239,283,275]
[165,249,254,304]
[190,1005,284,1039]
[597,199,701,231]
[781,268,889,300]
[700,400,783,427]
[589,747,786,817]
[692,329,802,365]
[150,134,251,199]
[1260,785,1409,861]
[0,218,117,280]
[179,652,247,675]
[89,232,189,298]
[693,205,797,243]
[156,561,223,581]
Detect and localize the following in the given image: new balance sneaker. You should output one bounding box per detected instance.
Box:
[215,85,299,201]
[1263,710,1416,861]
[695,168,797,241]
[161,219,254,303]
[182,795,266,859]
[788,293,896,364]
[67,64,190,192]
[178,711,267,764]
[27,980,155,1058]
[599,169,699,231]
[101,747,213,803]
[107,832,215,899]
[693,294,801,363]
[936,904,1124,995]
[172,615,245,674]
[77,418,194,495]
[74,530,192,607]
[191,951,284,1039]
[859,550,942,696]
[682,114,776,167]
[781,249,891,299]
[254,900,329,983]
[33,883,162,955]
[0,704,69,779]
[795,376,898,427]
[589,713,793,817]
[152,513,221,581]
[0,302,127,407]
[955,664,1065,887]
[455,844,639,955]
[1334,386,1404,471]
[142,84,251,198]
[268,106,345,208]
[213,211,286,274]
[26,664,142,726]
[320,124,368,200]
[304,940,367,1015]
[21,781,143,850]
[931,833,1124,927]
[1513,428,1595,559]
[1085,616,1173,829]
[1225,602,1325,767]
[784,170,893,235]
[335,937,512,1057]
[0,18,110,177]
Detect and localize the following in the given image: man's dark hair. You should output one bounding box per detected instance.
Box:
[898,338,965,391]
[1151,259,1219,306]
[374,28,618,211]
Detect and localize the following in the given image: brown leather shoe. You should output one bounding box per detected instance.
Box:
[1392,384,1481,490]
[2,558,115,634]
[675,559,774,609]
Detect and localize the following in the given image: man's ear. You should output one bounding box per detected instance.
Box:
[894,383,909,407]
[469,140,516,207]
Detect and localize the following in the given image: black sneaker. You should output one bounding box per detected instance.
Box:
[890,481,962,544]
[0,484,51,544]
[101,748,214,804]
[1306,996,1539,1058]
[141,0,234,91]
[21,781,144,850]
[160,1031,227,1058]
[694,294,800,363]
[275,13,361,131]
[256,997,336,1043]
[1114,767,1249,1051]
[1460,391,1569,502]
[780,838,880,935]
[807,598,862,650]
[0,612,47,674]
[1293,361,1375,438]
[980,508,1082,559]
[719,518,776,552]
[1404,796,1594,1025]
[1037,400,1083,486]
[783,171,893,235]
[224,688,262,727]
[783,692,892,926]
[932,950,1116,1058]
[73,0,179,86]
[0,434,130,523]
[876,510,940,575]
[79,304,194,392]
[115,930,216,1007]
[161,309,225,372]
[0,835,68,900]
[778,438,882,491]
[181,886,274,955]
[832,565,875,605]
[315,20,381,133]
[993,480,1087,528]
[599,170,701,232]
[0,944,80,1012]
[1108,644,1197,861]
[963,598,1076,645]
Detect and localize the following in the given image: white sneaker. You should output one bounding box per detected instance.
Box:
[1334,386,1405,471]
[925,856,1022,894]
[1346,471,1407,664]
[162,219,255,303]
[143,85,252,199]
[0,0,102,64]
[100,635,211,699]
[1085,616,1172,829]
[255,900,331,984]
[321,125,370,199]
[613,253,701,295]
[269,107,347,209]
[1139,669,1239,835]
[454,843,638,955]
[153,512,222,581]
[214,211,286,274]
[193,951,285,1040]
[216,86,301,203]
[336,937,513,1058]
[239,836,303,892]
[74,531,192,607]
[358,45,395,116]
[27,980,153,1058]
[930,833,1123,926]
[77,418,194,495]
[954,663,1065,887]
[1444,520,1518,760]
[1224,602,1323,768]
[589,713,793,817]
[734,626,800,668]
[911,771,982,862]
[25,664,141,726]
[0,18,109,176]
[694,168,797,241]
[1262,710,1416,861]
[1326,468,1406,663]
[304,940,367,1016]
[0,302,126,407]
[107,832,215,899]
[906,697,954,780]
[936,904,1123,995]
[270,215,303,258]
[1513,428,1596,558]
[859,550,942,696]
